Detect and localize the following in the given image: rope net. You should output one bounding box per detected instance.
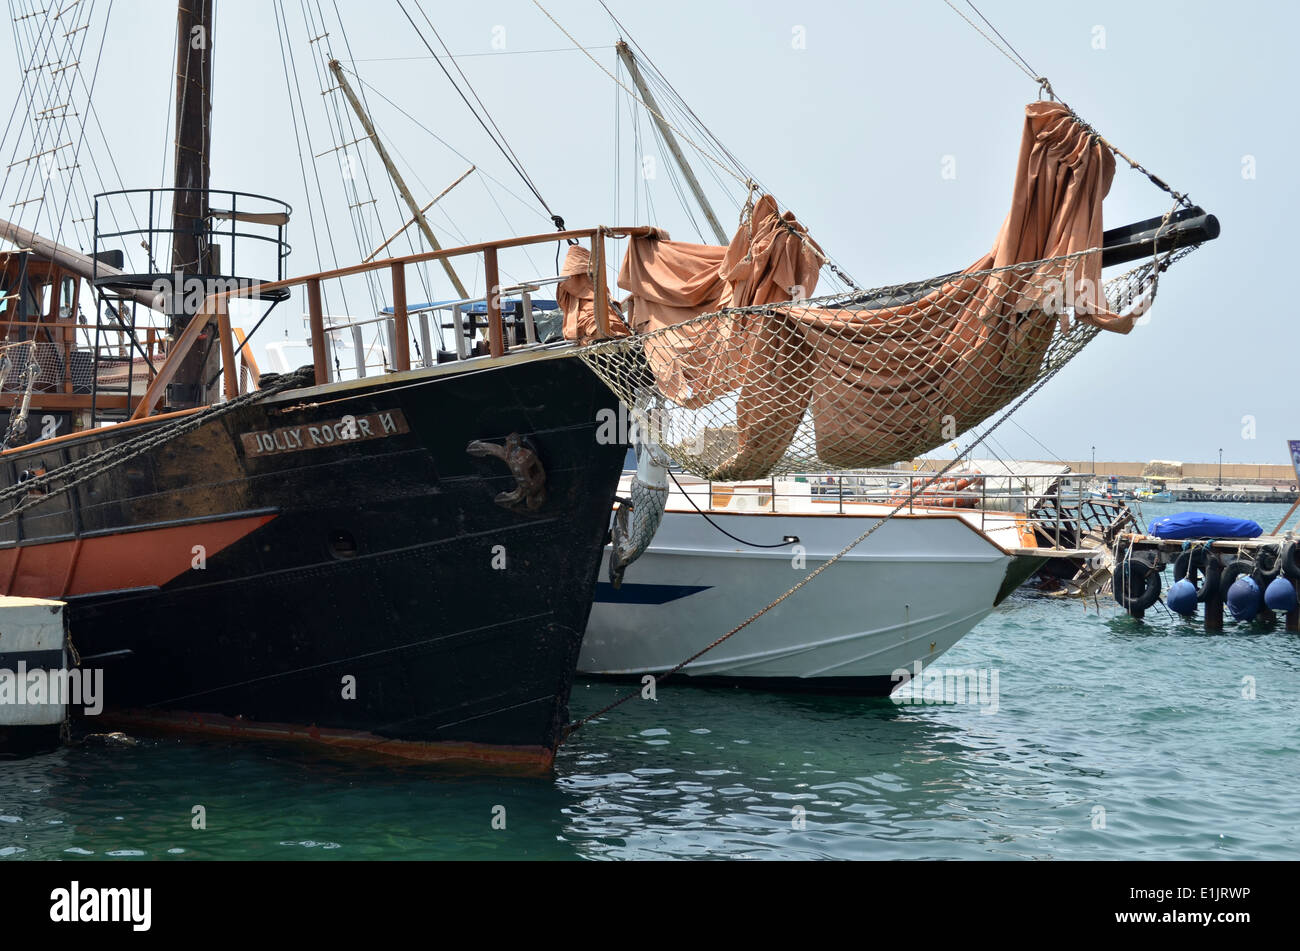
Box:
[570,101,1203,482]
[579,247,1192,481]
[0,340,145,395]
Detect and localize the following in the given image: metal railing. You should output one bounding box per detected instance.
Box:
[299,277,566,380]
[649,468,1132,551]
[92,188,292,283]
[131,224,654,419]
[0,320,164,396]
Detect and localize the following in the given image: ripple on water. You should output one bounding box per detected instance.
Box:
[2,516,1298,861]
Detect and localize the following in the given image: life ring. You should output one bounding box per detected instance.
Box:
[1114,555,1162,612]
[1281,541,1300,583]
[1173,548,1222,603]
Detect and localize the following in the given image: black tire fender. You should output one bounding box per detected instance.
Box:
[1281,542,1300,583]
[1173,547,1223,603]
[1115,556,1162,612]
[1218,557,1258,600]
[1256,545,1282,579]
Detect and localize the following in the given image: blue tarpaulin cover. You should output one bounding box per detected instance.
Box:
[1148,512,1263,540]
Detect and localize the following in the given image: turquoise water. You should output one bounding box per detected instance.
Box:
[2,502,1297,860]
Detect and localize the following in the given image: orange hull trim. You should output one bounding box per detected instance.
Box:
[97,709,556,773]
[0,513,276,598]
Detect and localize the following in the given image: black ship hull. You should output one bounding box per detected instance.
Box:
[0,351,624,769]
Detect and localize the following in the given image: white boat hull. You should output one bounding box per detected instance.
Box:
[581,508,1015,693]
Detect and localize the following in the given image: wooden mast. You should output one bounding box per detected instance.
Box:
[168,0,217,407]
[615,41,727,244]
[328,60,469,299]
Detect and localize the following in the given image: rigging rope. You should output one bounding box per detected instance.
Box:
[530,0,747,189]
[276,0,354,325]
[328,0,447,320]
[941,0,1042,87]
[3,0,104,253]
[579,247,1190,483]
[565,283,1130,735]
[1,366,316,522]
[396,0,566,233]
[574,0,861,291]
[941,0,1194,209]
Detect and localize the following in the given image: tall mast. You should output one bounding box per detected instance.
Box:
[615,41,727,245]
[168,0,216,406]
[172,0,213,279]
[329,60,469,299]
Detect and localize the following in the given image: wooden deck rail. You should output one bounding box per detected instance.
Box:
[132,225,653,419]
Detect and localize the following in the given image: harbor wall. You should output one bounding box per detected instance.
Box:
[913,459,1297,485]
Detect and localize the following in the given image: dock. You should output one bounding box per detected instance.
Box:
[0,597,69,756]
[1112,532,1300,631]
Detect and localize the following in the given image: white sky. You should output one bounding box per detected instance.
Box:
[2,0,1295,466]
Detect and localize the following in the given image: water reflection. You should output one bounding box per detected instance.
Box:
[557,683,997,859]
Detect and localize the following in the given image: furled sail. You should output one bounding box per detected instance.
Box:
[580,102,1176,481]
[556,244,630,344]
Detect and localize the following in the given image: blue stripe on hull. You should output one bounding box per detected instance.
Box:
[594,582,711,605]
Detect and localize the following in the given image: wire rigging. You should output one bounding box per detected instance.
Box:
[395,0,562,230]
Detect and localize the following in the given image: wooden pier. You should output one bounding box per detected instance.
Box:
[1112,532,1300,631]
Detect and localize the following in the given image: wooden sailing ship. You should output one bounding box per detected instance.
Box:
[0,1,1223,762]
[0,1,644,768]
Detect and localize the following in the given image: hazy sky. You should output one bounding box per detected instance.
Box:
[3,0,1295,466]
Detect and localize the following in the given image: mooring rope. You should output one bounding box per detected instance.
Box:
[565,308,1127,736]
[0,366,315,523]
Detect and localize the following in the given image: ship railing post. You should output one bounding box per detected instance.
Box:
[521,290,537,345]
[233,327,260,393]
[215,295,238,400]
[452,305,469,360]
[981,475,987,532]
[307,277,328,384]
[352,324,366,378]
[1055,488,1062,549]
[484,246,504,358]
[418,310,433,367]
[592,228,610,339]
[391,261,410,371]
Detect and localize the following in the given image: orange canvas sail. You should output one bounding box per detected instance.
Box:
[592,102,1133,480]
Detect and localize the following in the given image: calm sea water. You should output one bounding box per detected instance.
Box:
[2,502,1297,861]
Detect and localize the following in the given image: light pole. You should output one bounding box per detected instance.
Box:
[1091,445,1095,475]
[1218,448,1223,487]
